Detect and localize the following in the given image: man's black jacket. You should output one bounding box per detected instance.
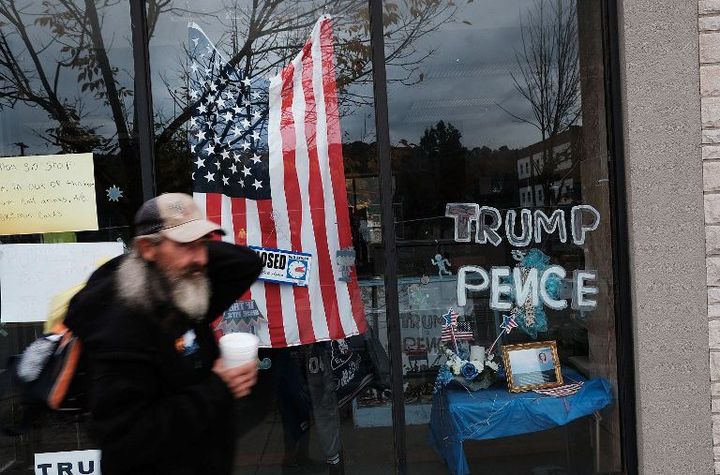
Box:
[65,241,262,475]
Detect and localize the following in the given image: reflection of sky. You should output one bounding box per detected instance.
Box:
[0,0,548,156]
[386,0,542,150]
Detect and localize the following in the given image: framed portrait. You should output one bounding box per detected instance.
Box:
[501,341,563,393]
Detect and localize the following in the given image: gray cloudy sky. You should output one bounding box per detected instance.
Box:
[0,0,555,157]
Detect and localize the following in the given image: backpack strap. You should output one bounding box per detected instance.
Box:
[47,333,82,410]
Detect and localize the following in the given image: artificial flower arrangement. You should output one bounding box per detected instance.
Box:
[433,346,501,392]
[433,308,519,393]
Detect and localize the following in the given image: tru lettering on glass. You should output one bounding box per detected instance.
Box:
[446,203,600,312]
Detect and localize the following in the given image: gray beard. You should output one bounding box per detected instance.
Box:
[117,251,211,322]
[168,273,210,321]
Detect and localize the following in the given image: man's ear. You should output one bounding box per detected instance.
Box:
[135,238,157,262]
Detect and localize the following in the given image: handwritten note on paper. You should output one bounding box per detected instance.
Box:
[0,153,98,235]
[0,242,124,323]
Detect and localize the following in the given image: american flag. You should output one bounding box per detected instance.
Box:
[440,308,474,343]
[533,382,584,397]
[188,17,366,348]
[500,314,519,334]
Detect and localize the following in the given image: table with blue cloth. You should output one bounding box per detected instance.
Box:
[429,369,613,475]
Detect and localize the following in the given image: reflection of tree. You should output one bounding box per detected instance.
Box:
[394,121,468,236]
[0,0,156,219]
[156,0,457,148]
[0,0,457,222]
[500,0,580,205]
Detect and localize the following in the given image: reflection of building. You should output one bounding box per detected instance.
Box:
[515,126,581,207]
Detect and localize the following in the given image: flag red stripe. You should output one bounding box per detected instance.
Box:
[280,63,315,345]
[256,199,287,347]
[319,18,366,333]
[301,41,343,339]
[206,193,222,226]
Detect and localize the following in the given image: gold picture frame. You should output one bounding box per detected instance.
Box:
[501,340,563,393]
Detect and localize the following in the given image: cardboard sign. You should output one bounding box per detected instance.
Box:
[0,153,98,235]
[35,449,101,475]
[250,246,312,286]
[0,242,124,323]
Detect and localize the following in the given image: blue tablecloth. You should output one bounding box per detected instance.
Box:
[429,369,613,475]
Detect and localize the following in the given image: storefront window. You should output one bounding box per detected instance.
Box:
[385,0,623,473]
[149,1,396,473]
[0,0,629,473]
[0,0,136,467]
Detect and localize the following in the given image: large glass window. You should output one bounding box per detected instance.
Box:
[384,0,623,473]
[0,1,629,474]
[0,0,136,468]
[148,1,396,473]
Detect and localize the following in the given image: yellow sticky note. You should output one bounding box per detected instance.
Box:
[0,153,98,235]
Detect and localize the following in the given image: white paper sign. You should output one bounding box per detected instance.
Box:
[35,449,101,475]
[1,242,123,323]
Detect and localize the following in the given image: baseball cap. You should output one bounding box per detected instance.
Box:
[134,193,225,243]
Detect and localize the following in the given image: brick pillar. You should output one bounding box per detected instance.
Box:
[700,1,720,472]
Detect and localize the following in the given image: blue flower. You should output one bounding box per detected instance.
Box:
[434,365,455,393]
[461,361,479,380]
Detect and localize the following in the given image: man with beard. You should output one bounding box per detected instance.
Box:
[65,193,263,475]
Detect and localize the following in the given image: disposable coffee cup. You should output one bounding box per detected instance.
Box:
[219,332,259,368]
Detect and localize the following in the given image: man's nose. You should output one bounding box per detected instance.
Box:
[192,244,208,268]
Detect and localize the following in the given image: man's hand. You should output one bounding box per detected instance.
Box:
[212,359,258,398]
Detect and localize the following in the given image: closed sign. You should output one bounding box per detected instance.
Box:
[35,449,101,475]
[250,246,312,286]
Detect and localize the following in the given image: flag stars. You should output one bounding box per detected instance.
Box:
[215,96,226,108]
[222,175,230,186]
[204,171,215,182]
[233,105,243,115]
[196,103,208,114]
[194,157,206,168]
[229,163,238,174]
[195,129,206,141]
[241,141,251,151]
[223,111,234,122]
[242,77,252,87]
[231,126,243,137]
[240,118,251,129]
[252,179,263,190]
[252,110,262,121]
[250,154,262,164]
[251,130,261,142]
[241,166,252,177]
[220,149,230,160]
[204,143,216,155]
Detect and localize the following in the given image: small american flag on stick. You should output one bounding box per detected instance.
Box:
[440,308,474,344]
